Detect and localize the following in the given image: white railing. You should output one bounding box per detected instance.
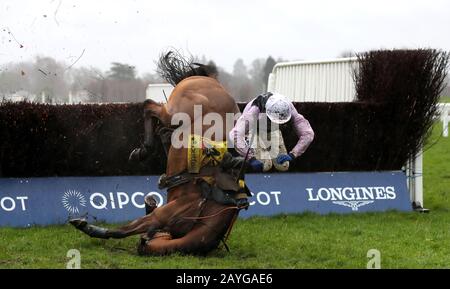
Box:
[405,149,423,209]
[267,57,358,102]
[437,103,450,137]
[404,103,448,208]
[405,103,450,206]
[146,83,173,103]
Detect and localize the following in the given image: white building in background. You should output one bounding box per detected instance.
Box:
[6,94,24,102]
[68,90,91,104]
[146,83,173,103]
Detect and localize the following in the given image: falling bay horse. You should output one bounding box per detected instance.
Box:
[70,51,247,255]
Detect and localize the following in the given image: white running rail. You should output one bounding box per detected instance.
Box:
[146,83,174,103]
[437,103,450,138]
[267,57,358,102]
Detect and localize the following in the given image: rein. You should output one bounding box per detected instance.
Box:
[181,205,240,221]
[181,202,241,252]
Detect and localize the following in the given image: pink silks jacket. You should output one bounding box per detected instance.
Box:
[229,97,315,160]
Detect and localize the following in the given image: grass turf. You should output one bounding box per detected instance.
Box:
[0,123,449,269]
[440,97,450,103]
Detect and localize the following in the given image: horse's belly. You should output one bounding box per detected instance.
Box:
[154,196,204,237]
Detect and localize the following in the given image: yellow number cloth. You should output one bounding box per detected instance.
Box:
[187,134,228,174]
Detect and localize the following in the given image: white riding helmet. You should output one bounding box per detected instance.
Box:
[265,93,292,124]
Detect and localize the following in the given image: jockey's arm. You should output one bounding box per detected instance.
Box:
[289,102,315,158]
[230,104,260,160]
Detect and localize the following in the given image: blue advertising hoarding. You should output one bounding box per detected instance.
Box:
[0,171,412,227]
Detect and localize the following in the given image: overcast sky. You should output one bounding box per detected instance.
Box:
[1,0,449,76]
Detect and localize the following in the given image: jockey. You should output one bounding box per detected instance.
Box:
[229,92,314,172]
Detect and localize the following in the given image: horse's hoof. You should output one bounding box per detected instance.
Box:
[69,218,87,229]
[129,147,148,163]
[137,243,148,256]
[128,148,141,162]
[147,229,172,240]
[154,231,172,240]
[137,235,149,255]
[144,195,158,214]
[145,195,157,208]
[70,219,110,239]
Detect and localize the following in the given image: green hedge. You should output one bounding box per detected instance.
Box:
[355,49,449,160]
[0,102,160,177]
[0,101,402,176]
[0,49,448,177]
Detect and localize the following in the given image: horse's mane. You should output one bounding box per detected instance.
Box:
[157,50,218,86]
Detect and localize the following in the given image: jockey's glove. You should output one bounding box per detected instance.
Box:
[276,153,295,164]
[248,158,264,172]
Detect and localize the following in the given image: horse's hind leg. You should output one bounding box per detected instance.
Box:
[70,196,161,239]
[70,212,163,239]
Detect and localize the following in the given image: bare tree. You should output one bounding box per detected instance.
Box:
[249,58,266,94]
[0,54,285,104]
[0,62,31,96]
[233,58,247,78]
[141,72,165,85]
[108,62,137,80]
[0,57,71,103]
[31,56,70,102]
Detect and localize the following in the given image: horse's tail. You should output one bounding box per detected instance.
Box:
[157,50,218,86]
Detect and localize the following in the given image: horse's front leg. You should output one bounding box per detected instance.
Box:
[128,115,156,162]
[129,99,166,162]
